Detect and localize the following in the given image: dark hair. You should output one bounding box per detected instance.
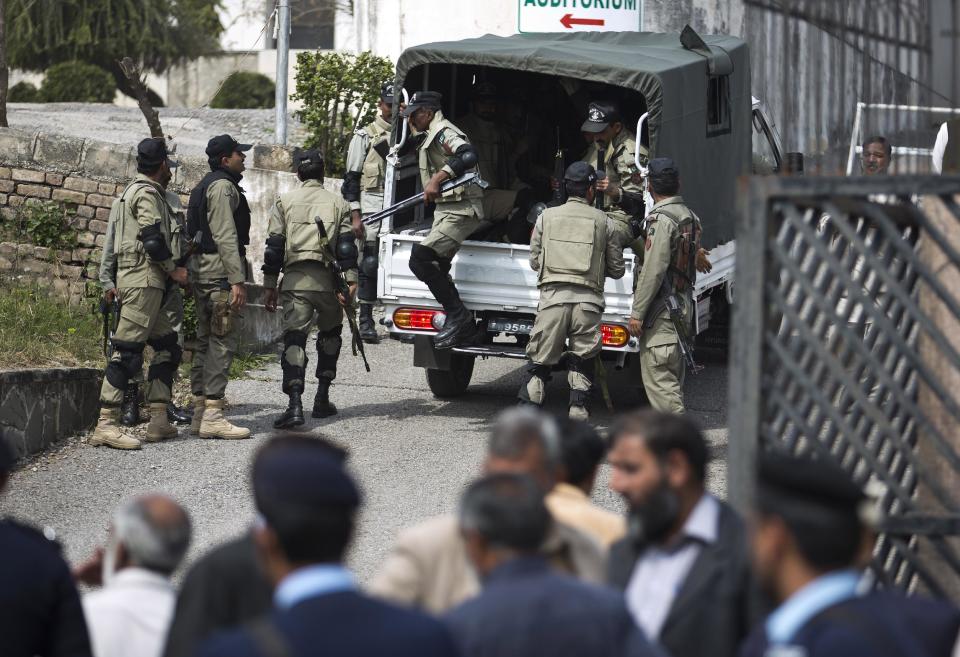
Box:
[207,156,223,171]
[649,172,680,196]
[459,473,551,551]
[136,159,162,176]
[297,160,325,182]
[862,135,892,159]
[757,496,862,571]
[566,181,593,199]
[557,417,606,486]
[610,410,708,483]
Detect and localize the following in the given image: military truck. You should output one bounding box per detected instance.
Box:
[373,29,783,397]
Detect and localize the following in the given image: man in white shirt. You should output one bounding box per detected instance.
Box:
[77,494,191,657]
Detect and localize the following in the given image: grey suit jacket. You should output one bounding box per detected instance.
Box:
[608,500,760,657]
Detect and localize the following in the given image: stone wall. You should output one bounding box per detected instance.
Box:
[0,368,101,458]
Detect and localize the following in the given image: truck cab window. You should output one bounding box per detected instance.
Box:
[707,75,731,137]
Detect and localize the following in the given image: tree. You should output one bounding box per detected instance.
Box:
[5,0,224,101]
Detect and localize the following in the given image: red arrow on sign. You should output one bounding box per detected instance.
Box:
[560,13,605,29]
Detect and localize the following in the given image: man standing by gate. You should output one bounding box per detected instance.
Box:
[628,158,701,415]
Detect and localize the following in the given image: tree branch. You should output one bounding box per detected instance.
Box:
[119,57,162,138]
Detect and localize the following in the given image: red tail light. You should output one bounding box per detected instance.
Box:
[393,308,445,331]
[601,324,629,347]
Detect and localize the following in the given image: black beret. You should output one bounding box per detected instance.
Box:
[757,450,864,513]
[254,445,360,509]
[564,161,597,184]
[296,148,324,168]
[206,134,252,160]
[137,138,178,169]
[648,157,679,178]
[581,102,621,133]
[401,91,443,117]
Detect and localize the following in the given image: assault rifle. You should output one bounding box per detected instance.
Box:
[548,126,566,208]
[314,217,371,373]
[98,296,120,358]
[664,293,703,374]
[594,141,607,211]
[176,230,203,269]
[361,171,488,225]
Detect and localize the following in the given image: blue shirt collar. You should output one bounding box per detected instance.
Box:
[274,564,355,610]
[765,569,862,645]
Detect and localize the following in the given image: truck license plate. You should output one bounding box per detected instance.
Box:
[488,318,534,334]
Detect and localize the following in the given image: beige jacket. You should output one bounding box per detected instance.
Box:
[368,513,607,615]
[546,483,626,548]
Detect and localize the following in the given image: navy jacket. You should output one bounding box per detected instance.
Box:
[445,556,664,657]
[739,591,960,657]
[0,519,92,657]
[196,589,459,657]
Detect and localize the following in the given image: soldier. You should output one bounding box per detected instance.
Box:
[263,149,358,427]
[518,162,625,420]
[342,83,394,344]
[580,101,648,245]
[185,135,252,440]
[89,138,187,450]
[627,158,702,414]
[402,91,484,349]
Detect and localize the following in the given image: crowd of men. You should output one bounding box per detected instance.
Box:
[3,409,959,657]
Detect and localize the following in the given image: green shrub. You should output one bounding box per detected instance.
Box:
[293,50,394,176]
[1,201,78,250]
[40,62,116,103]
[210,71,275,109]
[8,81,40,102]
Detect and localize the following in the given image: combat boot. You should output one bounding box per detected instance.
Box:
[274,387,305,429]
[433,305,479,350]
[145,403,178,442]
[312,378,338,418]
[120,384,144,427]
[166,402,193,425]
[88,408,142,450]
[190,395,205,435]
[358,305,379,344]
[199,398,251,440]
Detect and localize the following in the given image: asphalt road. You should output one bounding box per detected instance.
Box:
[2,330,730,584]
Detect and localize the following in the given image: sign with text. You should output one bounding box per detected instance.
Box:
[518,0,641,33]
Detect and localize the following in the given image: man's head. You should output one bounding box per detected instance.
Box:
[295,148,325,182]
[563,161,598,204]
[252,435,359,585]
[459,473,552,578]
[471,82,499,121]
[484,407,561,492]
[206,134,252,174]
[402,91,443,133]
[556,417,608,494]
[608,410,708,544]
[861,136,891,175]
[136,138,178,188]
[378,83,395,122]
[581,101,624,146]
[647,157,680,199]
[103,495,191,583]
[751,450,867,604]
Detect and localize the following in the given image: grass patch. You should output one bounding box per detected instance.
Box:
[229,352,272,379]
[0,282,103,369]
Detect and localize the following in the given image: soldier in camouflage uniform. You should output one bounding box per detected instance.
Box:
[628,158,702,414]
[580,101,649,246]
[90,138,187,450]
[342,83,394,344]
[403,91,484,349]
[518,162,625,420]
[185,135,253,440]
[263,149,358,427]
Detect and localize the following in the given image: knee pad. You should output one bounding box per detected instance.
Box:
[281,330,309,393]
[409,244,442,282]
[566,354,585,374]
[105,339,145,389]
[360,254,379,278]
[317,325,343,355]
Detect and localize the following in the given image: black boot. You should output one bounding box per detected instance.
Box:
[312,378,338,419]
[358,304,379,344]
[274,387,305,428]
[120,384,143,427]
[166,402,193,425]
[434,305,479,350]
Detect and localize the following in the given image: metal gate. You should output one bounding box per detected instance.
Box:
[728,174,960,597]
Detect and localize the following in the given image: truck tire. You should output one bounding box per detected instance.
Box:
[426,354,476,398]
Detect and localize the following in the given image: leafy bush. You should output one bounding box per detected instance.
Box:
[210,71,275,109]
[1,201,78,250]
[40,61,116,103]
[8,81,40,102]
[293,50,394,176]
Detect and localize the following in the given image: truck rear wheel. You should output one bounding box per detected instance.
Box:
[426,354,476,398]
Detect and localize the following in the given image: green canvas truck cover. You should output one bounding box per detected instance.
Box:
[395,31,752,247]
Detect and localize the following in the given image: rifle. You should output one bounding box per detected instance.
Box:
[664,293,703,374]
[595,142,607,210]
[176,230,203,269]
[313,216,371,373]
[548,126,566,208]
[361,171,488,225]
[97,296,120,358]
